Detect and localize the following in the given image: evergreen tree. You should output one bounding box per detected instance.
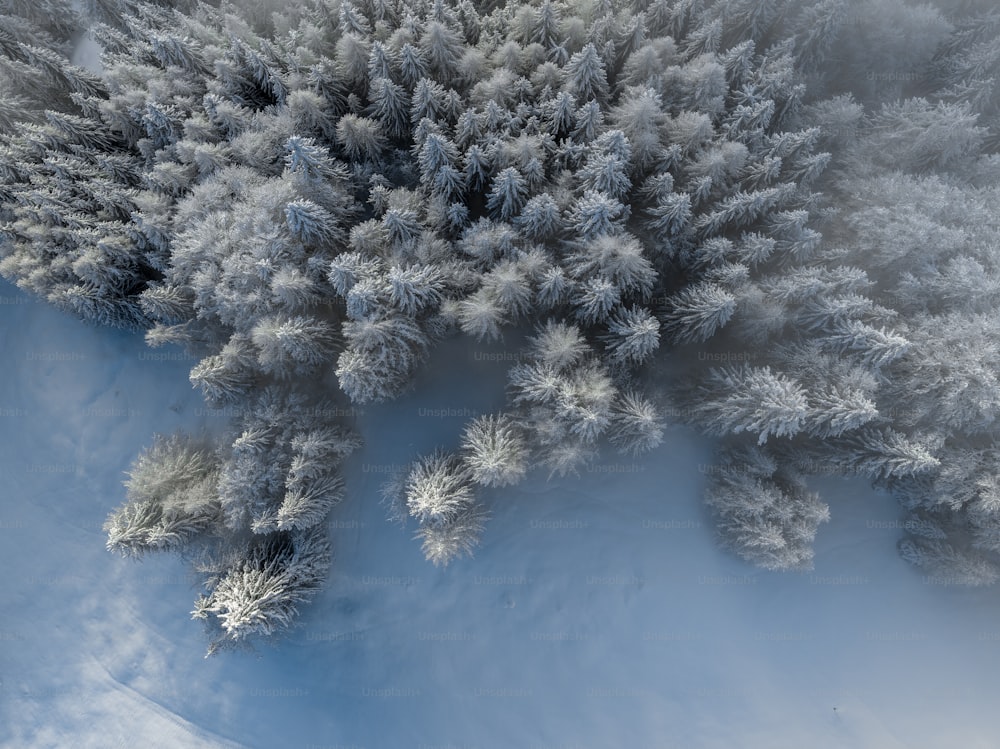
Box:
[602,306,661,366]
[704,443,830,571]
[563,43,609,105]
[486,166,528,221]
[662,282,736,344]
[415,501,489,567]
[105,435,221,557]
[689,366,809,445]
[193,528,331,653]
[405,450,475,526]
[609,390,665,456]
[461,413,528,487]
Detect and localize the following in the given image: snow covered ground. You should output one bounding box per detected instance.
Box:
[2,277,1000,749]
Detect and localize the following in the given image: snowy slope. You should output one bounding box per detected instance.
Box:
[2,277,1000,749]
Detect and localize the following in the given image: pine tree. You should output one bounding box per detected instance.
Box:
[662,281,737,344]
[566,233,655,300]
[830,429,941,480]
[105,435,221,557]
[277,473,346,532]
[704,443,830,571]
[456,287,507,341]
[336,114,386,164]
[386,264,443,316]
[563,43,609,105]
[515,192,561,239]
[602,306,661,366]
[461,413,528,487]
[528,320,589,370]
[609,390,665,455]
[285,199,344,246]
[572,277,621,325]
[337,313,429,402]
[415,501,489,567]
[251,314,340,377]
[368,77,410,140]
[194,528,331,652]
[690,366,809,444]
[421,20,463,81]
[189,335,258,405]
[899,536,999,586]
[569,190,629,239]
[405,450,475,526]
[486,166,528,221]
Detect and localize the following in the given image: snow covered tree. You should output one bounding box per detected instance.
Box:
[461,413,528,487]
[105,435,221,557]
[704,443,830,571]
[563,43,609,105]
[566,233,655,301]
[602,306,661,366]
[486,166,528,221]
[277,472,346,532]
[194,527,331,654]
[189,336,258,406]
[405,450,475,527]
[688,366,809,445]
[251,314,340,378]
[415,501,489,567]
[515,193,562,240]
[662,281,737,344]
[337,313,430,403]
[899,537,1000,586]
[827,429,941,481]
[569,190,628,238]
[609,390,665,456]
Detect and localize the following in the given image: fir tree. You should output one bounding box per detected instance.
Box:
[194,527,331,653]
[461,413,528,487]
[105,435,222,557]
[405,450,475,527]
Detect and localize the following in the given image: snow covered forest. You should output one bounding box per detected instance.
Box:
[1,0,1000,660]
